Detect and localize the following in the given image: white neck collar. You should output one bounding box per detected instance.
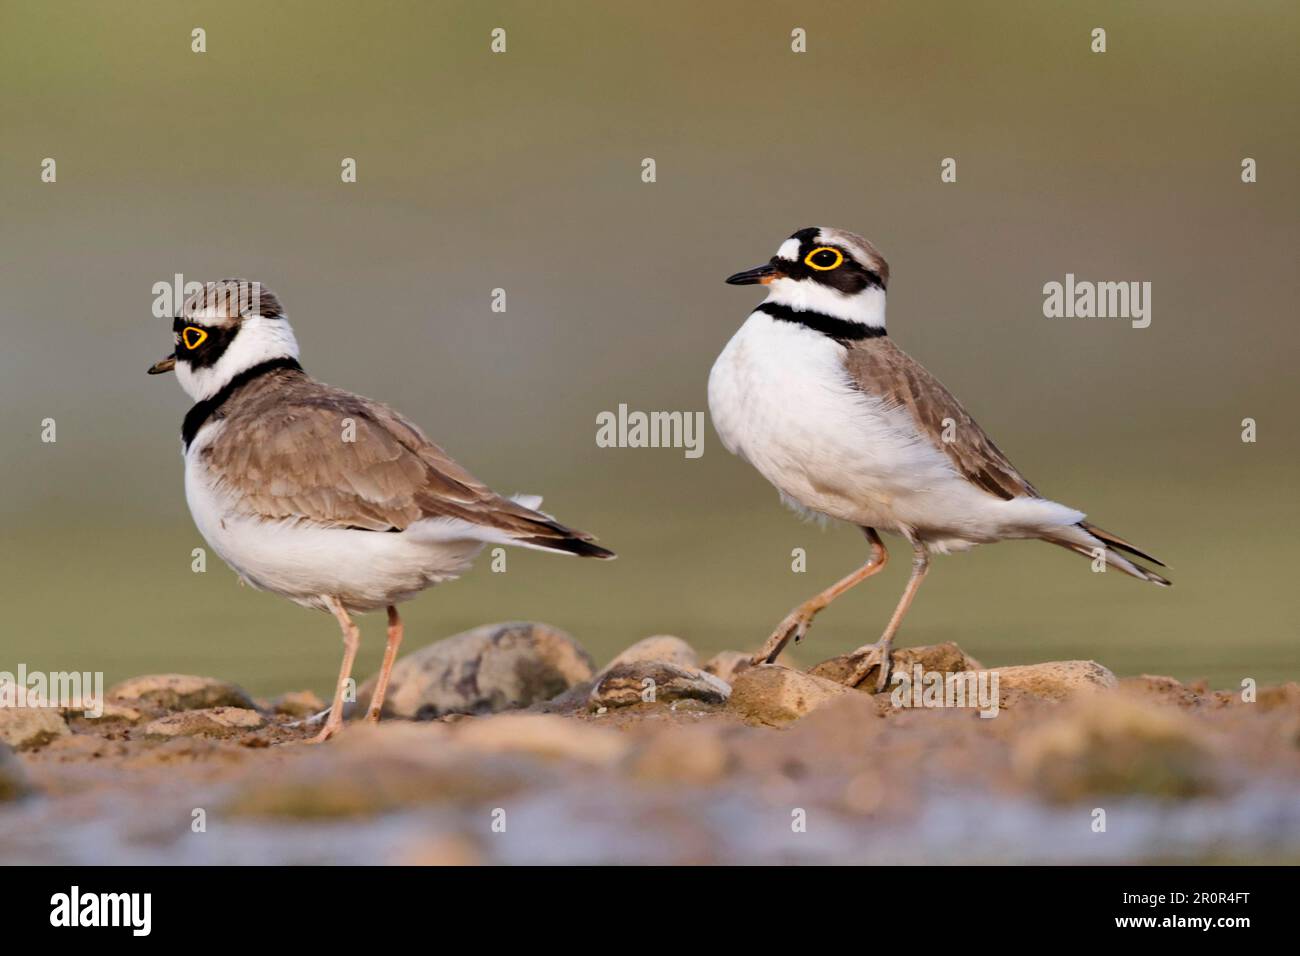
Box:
[176,316,301,401]
[764,278,887,329]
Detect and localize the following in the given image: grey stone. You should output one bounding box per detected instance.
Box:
[588,660,730,710]
[357,621,595,720]
[596,635,698,677]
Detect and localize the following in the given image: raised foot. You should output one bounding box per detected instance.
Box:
[846,640,894,692]
[750,609,814,666]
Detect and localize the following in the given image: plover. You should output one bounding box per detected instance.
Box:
[149,279,613,741]
[708,227,1168,690]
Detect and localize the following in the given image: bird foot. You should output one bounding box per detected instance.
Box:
[298,708,341,744]
[750,609,815,665]
[846,640,894,692]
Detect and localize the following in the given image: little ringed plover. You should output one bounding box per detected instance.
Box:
[707,227,1168,690]
[149,279,613,741]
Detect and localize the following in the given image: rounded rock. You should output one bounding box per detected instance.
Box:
[0,706,71,751]
[142,706,266,740]
[727,664,855,726]
[108,674,257,713]
[356,621,595,720]
[597,635,698,677]
[992,660,1118,702]
[589,660,730,710]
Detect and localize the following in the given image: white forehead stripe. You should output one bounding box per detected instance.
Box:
[775,238,802,261]
[189,307,230,327]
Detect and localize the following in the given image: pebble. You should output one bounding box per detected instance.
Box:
[270,690,325,717]
[702,650,754,684]
[0,705,71,751]
[588,660,730,710]
[596,635,699,677]
[727,664,855,726]
[142,706,265,740]
[993,660,1118,701]
[108,674,256,713]
[355,621,594,720]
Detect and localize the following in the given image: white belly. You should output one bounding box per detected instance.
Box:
[707,313,1052,544]
[183,423,483,612]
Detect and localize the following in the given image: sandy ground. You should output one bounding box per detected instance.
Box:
[2,626,1298,865]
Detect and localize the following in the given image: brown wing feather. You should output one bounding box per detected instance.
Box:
[841,339,1167,579]
[841,338,1039,501]
[201,370,605,551]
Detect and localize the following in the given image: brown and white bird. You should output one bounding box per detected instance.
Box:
[708,227,1168,690]
[149,279,613,741]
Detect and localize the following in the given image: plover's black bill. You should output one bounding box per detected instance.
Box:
[725,262,779,285]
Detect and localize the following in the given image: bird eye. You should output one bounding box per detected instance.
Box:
[182,326,208,350]
[804,246,843,271]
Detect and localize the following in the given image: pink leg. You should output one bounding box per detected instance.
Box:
[308,596,359,744]
[751,528,890,665]
[366,605,404,722]
[847,545,930,691]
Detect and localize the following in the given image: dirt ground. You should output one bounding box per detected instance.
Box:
[2,628,1299,865]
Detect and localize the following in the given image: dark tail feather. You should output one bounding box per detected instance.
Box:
[1080,521,1167,567]
[500,494,615,559]
[1043,524,1171,587]
[521,534,616,559]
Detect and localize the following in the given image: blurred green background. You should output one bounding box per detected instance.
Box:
[1,1,1296,695]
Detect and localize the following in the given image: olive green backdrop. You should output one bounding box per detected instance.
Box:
[2,1,1296,693]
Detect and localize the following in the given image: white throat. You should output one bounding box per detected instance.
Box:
[764,278,887,329]
[176,316,301,401]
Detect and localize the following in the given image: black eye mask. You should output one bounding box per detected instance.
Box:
[773,248,884,295]
[172,316,239,369]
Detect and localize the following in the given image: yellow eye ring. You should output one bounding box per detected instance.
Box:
[804,246,843,271]
[182,326,208,350]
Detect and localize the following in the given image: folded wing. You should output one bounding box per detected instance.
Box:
[201,374,612,556]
